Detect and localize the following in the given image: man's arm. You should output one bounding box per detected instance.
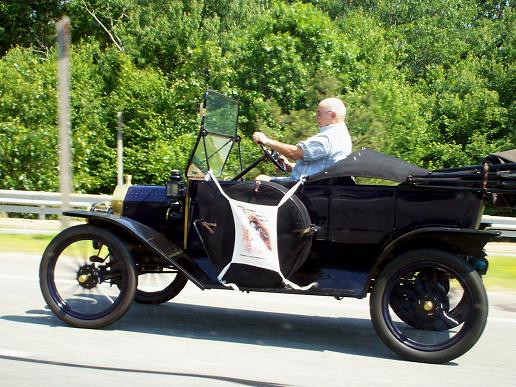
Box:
[252,132,303,160]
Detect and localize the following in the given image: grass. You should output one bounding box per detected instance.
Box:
[1,233,515,290]
[483,255,516,291]
[0,233,55,254]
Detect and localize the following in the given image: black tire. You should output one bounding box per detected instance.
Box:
[39,225,137,329]
[135,270,188,304]
[370,249,488,363]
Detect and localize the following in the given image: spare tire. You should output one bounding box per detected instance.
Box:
[196,180,312,288]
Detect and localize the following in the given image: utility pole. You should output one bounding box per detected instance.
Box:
[57,17,72,229]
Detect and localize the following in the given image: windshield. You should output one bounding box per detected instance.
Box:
[187,90,239,178]
[204,91,239,136]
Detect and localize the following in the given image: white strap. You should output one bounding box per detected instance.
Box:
[218,261,317,291]
[217,261,232,284]
[207,170,232,202]
[283,278,318,291]
[277,178,304,207]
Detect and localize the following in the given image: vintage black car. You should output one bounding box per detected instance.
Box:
[39,90,516,364]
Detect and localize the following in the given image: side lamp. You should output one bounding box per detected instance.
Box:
[166,169,186,199]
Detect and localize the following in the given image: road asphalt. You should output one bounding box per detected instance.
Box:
[1,252,516,386]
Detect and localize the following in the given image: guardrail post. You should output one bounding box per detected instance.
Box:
[39,206,46,220]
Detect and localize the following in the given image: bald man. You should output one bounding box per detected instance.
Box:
[252,97,352,181]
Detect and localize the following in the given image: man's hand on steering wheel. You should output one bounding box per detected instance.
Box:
[252,132,287,172]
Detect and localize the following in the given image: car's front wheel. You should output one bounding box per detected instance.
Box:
[370,249,488,363]
[39,225,137,329]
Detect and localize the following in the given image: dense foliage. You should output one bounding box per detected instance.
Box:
[0,0,514,193]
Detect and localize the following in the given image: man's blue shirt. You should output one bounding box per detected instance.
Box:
[286,122,352,181]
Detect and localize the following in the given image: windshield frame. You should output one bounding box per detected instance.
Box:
[185,90,242,179]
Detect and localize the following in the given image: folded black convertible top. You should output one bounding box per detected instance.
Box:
[307,148,516,208]
[484,149,516,164]
[308,148,428,183]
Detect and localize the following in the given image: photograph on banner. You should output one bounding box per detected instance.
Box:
[232,202,279,268]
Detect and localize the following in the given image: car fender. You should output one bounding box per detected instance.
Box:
[63,210,206,289]
[364,227,500,294]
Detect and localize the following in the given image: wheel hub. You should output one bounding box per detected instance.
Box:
[415,286,449,318]
[423,300,434,312]
[390,277,456,331]
[77,264,99,289]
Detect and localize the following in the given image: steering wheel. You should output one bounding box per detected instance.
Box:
[259,143,287,172]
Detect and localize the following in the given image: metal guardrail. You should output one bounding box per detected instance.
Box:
[0,189,112,220]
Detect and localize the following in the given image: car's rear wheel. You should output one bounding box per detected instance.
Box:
[370,249,488,363]
[39,225,137,329]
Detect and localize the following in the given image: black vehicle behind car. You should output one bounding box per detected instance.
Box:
[39,90,516,364]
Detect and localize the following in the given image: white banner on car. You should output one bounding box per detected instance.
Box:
[206,170,316,291]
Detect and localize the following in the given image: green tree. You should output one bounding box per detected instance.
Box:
[0,47,58,190]
[0,1,64,56]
